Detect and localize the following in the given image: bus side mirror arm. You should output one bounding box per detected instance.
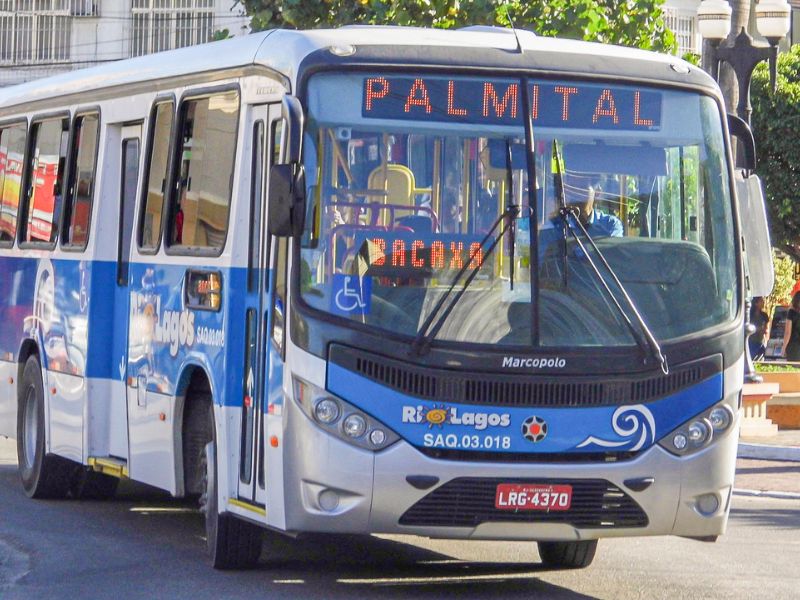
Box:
[282,95,304,164]
[268,95,306,237]
[727,113,757,172]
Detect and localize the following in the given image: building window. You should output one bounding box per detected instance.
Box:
[663,7,699,58]
[131,0,214,57]
[0,1,72,64]
[70,1,96,16]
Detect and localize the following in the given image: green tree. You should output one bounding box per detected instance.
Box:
[766,251,795,316]
[238,0,677,53]
[751,44,800,262]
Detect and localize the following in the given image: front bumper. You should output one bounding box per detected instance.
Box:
[281,396,737,541]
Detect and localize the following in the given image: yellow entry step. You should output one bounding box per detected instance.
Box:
[88,457,129,479]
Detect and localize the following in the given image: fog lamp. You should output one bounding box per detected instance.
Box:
[318,489,340,512]
[696,493,720,516]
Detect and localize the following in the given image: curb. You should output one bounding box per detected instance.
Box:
[737,443,800,462]
[733,488,800,500]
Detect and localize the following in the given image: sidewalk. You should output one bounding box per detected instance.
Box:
[735,429,800,499]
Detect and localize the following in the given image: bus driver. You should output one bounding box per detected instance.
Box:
[538,179,623,260]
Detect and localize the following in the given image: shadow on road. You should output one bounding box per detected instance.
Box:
[729,506,800,530]
[250,533,600,598]
[1,463,599,599]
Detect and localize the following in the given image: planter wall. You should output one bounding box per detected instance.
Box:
[758,371,800,393]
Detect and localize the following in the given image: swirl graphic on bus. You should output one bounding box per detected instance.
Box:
[575,405,656,451]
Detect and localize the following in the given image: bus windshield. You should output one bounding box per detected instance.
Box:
[300,73,737,349]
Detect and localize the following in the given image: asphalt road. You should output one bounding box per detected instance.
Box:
[1,438,798,600]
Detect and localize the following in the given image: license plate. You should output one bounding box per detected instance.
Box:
[494,483,573,511]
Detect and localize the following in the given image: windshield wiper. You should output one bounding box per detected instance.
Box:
[412,141,524,356]
[551,141,668,374]
[411,203,521,356]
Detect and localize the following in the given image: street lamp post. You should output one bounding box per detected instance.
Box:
[697,0,791,124]
[697,0,791,382]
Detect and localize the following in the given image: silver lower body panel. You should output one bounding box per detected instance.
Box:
[281,397,737,541]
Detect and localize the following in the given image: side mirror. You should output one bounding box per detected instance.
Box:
[727,113,757,171]
[267,164,305,237]
[736,172,774,297]
[268,94,306,237]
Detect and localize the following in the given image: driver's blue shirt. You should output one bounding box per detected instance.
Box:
[538,209,623,260]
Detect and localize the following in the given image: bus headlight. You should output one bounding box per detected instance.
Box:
[687,419,711,446]
[709,406,733,432]
[293,376,399,451]
[658,401,735,457]
[314,399,341,424]
[343,414,367,438]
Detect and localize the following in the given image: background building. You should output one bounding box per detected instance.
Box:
[663,0,704,57]
[2,2,799,89]
[0,0,250,87]
[662,0,800,58]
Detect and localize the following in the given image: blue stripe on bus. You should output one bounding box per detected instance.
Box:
[0,254,253,406]
[327,362,724,454]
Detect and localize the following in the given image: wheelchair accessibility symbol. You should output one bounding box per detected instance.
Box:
[331,274,371,316]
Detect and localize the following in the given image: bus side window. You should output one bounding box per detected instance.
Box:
[271,237,287,356]
[22,117,68,246]
[271,119,284,166]
[0,122,26,246]
[247,120,265,292]
[167,90,239,251]
[62,113,99,249]
[139,101,173,251]
[270,118,287,355]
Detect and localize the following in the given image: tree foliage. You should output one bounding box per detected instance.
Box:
[751,44,800,261]
[238,0,676,53]
[766,251,795,316]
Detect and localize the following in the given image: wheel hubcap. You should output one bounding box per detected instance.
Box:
[199,442,214,517]
[22,388,37,470]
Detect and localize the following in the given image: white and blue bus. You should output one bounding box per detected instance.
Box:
[0,26,773,569]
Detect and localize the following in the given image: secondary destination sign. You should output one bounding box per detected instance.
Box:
[362,76,662,130]
[354,231,491,278]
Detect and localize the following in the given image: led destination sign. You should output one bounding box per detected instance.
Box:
[362,76,662,130]
[354,232,491,278]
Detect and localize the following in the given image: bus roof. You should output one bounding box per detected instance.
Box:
[0,26,716,114]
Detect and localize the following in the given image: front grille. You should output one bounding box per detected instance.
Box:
[416,448,638,463]
[399,477,649,529]
[330,345,720,408]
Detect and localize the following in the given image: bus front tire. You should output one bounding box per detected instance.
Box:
[200,434,262,569]
[538,540,598,569]
[16,355,72,499]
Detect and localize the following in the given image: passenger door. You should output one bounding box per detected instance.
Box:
[111,125,142,458]
[237,104,284,508]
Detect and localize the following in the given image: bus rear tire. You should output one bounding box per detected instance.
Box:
[16,355,72,499]
[199,414,262,570]
[538,540,598,569]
